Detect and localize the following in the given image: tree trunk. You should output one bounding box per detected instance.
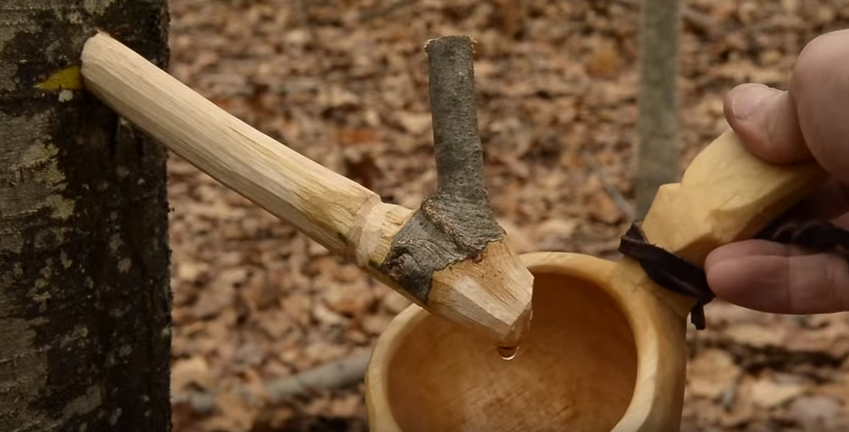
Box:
[0,2,172,432]
[635,0,681,218]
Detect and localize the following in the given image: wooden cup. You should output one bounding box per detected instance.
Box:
[366,252,665,432]
[364,130,828,432]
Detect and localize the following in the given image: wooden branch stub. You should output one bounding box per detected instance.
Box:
[381,36,533,347]
[425,36,488,204]
[381,36,502,300]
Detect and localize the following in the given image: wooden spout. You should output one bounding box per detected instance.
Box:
[79,32,532,347]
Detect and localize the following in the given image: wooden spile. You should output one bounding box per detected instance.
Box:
[78,33,533,349]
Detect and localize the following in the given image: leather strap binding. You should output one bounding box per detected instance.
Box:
[618,219,849,330]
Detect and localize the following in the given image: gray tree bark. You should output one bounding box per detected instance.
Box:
[635,0,681,218]
[0,2,172,432]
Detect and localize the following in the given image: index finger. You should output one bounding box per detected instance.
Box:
[705,240,849,314]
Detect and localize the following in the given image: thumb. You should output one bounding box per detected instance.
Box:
[723,83,812,163]
[790,29,849,184]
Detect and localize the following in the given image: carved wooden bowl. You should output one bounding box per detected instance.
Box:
[364,131,828,432]
[365,252,690,432]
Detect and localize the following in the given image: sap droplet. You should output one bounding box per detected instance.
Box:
[497,345,519,361]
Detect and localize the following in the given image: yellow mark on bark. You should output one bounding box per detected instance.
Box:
[34,66,83,91]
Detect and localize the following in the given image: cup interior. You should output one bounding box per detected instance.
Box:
[382,268,638,432]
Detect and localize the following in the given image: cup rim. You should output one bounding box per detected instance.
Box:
[365,251,687,432]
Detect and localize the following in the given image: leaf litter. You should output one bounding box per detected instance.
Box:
[166,1,849,431]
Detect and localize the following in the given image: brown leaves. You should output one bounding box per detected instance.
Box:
[166,0,849,431]
[687,349,741,400]
[683,301,849,430]
[586,38,625,79]
[172,356,213,392]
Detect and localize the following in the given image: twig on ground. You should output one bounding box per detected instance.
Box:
[171,349,374,413]
[581,149,636,220]
[264,349,372,402]
[360,0,420,22]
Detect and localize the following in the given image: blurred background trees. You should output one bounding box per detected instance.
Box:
[635,0,681,217]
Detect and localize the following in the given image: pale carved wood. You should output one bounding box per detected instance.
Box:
[79,32,532,347]
[366,130,827,432]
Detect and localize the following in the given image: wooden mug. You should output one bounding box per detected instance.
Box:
[364,130,828,432]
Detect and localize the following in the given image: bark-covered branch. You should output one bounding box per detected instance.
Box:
[377,35,532,347]
[425,36,488,204]
[380,36,505,302]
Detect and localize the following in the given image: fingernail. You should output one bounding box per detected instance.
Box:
[730,83,777,121]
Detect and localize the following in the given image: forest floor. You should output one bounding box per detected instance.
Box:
[164,1,849,431]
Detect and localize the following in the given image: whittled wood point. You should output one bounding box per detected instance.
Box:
[79,32,532,346]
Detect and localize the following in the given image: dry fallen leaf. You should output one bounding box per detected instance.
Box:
[395,111,432,135]
[165,1,849,430]
[586,38,623,79]
[786,395,844,430]
[748,375,808,409]
[172,356,213,391]
[723,323,786,348]
[687,349,741,400]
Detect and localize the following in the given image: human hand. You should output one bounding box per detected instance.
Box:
[704,28,849,314]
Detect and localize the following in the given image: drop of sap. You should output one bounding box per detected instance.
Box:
[495,307,532,361]
[496,345,519,361]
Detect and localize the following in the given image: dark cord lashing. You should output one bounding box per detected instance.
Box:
[618,219,849,330]
[618,222,714,330]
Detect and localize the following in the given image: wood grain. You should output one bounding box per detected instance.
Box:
[80,32,532,346]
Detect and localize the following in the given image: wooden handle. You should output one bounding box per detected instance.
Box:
[614,129,827,321]
[605,129,828,429]
[79,32,532,346]
[641,129,827,264]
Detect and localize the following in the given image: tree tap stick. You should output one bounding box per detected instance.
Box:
[79,32,533,347]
